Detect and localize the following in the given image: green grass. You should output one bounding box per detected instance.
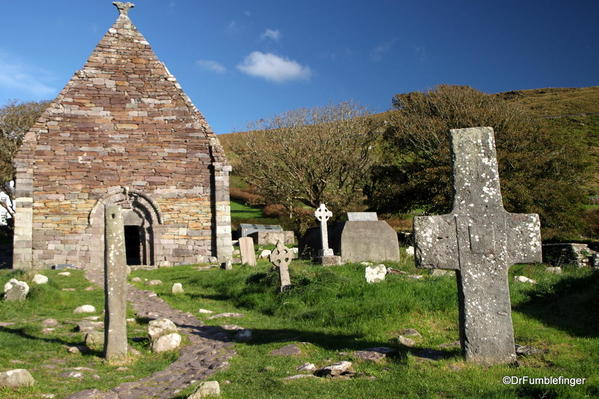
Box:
[0,269,178,399]
[230,200,264,220]
[129,256,599,399]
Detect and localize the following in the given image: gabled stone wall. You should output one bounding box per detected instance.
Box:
[13,8,232,271]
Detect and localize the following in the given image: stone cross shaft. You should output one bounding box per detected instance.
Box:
[414,127,541,365]
[104,205,128,362]
[314,203,333,256]
[113,1,135,16]
[269,240,292,292]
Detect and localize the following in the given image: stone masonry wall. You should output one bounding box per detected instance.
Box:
[13,10,232,269]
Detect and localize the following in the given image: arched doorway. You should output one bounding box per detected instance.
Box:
[85,187,163,281]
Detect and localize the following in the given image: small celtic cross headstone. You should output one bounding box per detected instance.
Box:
[314,203,333,256]
[104,205,128,362]
[269,240,292,292]
[113,1,135,17]
[414,127,542,365]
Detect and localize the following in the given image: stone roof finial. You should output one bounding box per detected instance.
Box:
[113,1,135,17]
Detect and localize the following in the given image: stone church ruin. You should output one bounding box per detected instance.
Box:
[12,2,233,274]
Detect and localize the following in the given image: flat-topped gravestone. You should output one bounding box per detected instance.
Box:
[238,237,257,266]
[239,224,283,237]
[414,127,542,365]
[347,212,378,221]
[104,205,128,362]
[269,240,292,292]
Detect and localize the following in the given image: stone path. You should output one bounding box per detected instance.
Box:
[66,283,235,399]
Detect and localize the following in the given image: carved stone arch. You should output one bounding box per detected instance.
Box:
[84,187,163,281]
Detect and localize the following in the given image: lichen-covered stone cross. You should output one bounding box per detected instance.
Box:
[314,203,333,256]
[113,1,135,16]
[413,127,542,365]
[269,240,292,292]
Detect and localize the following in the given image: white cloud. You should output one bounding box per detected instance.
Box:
[370,39,396,62]
[237,51,311,83]
[244,10,251,17]
[226,20,239,34]
[0,52,56,98]
[196,59,226,74]
[260,29,281,41]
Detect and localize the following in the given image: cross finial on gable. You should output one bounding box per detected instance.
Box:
[113,2,135,17]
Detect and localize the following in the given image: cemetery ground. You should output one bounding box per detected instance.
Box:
[0,269,180,398]
[126,259,599,399]
[2,254,596,398]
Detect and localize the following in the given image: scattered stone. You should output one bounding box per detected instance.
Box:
[296,362,316,372]
[73,304,96,314]
[431,269,451,277]
[283,374,317,380]
[42,318,59,328]
[411,348,447,361]
[188,380,220,398]
[62,288,76,292]
[67,346,81,354]
[221,259,232,270]
[234,329,252,342]
[207,312,244,320]
[57,272,71,277]
[40,394,56,398]
[360,261,372,266]
[198,308,214,314]
[515,344,547,356]
[152,333,182,353]
[545,267,562,274]
[514,275,537,284]
[398,335,416,347]
[0,369,35,387]
[126,318,135,323]
[405,246,415,257]
[258,249,272,259]
[60,371,84,379]
[438,341,461,349]
[84,286,95,291]
[399,328,422,338]
[365,264,387,283]
[221,324,244,331]
[41,328,55,334]
[76,320,104,332]
[386,268,407,275]
[317,361,354,377]
[3,279,29,301]
[270,344,302,356]
[84,316,101,321]
[407,275,424,280]
[131,277,142,282]
[9,360,25,364]
[148,318,178,341]
[354,350,386,363]
[147,280,162,286]
[0,321,15,327]
[85,331,105,348]
[172,283,184,294]
[32,274,49,284]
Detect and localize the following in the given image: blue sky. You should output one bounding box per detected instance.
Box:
[1,0,598,133]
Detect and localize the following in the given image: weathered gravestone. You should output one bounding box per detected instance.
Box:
[104,205,128,361]
[269,240,292,292]
[238,237,257,266]
[414,127,542,365]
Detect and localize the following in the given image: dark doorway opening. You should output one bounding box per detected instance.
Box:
[124,225,142,265]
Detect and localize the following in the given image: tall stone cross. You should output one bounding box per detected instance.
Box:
[113,1,135,16]
[414,127,542,365]
[314,203,333,256]
[104,205,128,362]
[269,240,292,292]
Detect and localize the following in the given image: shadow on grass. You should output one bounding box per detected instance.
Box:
[0,325,102,357]
[514,271,599,338]
[180,324,461,363]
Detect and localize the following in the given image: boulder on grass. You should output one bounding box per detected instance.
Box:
[0,369,35,387]
[152,333,181,353]
[188,381,220,398]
